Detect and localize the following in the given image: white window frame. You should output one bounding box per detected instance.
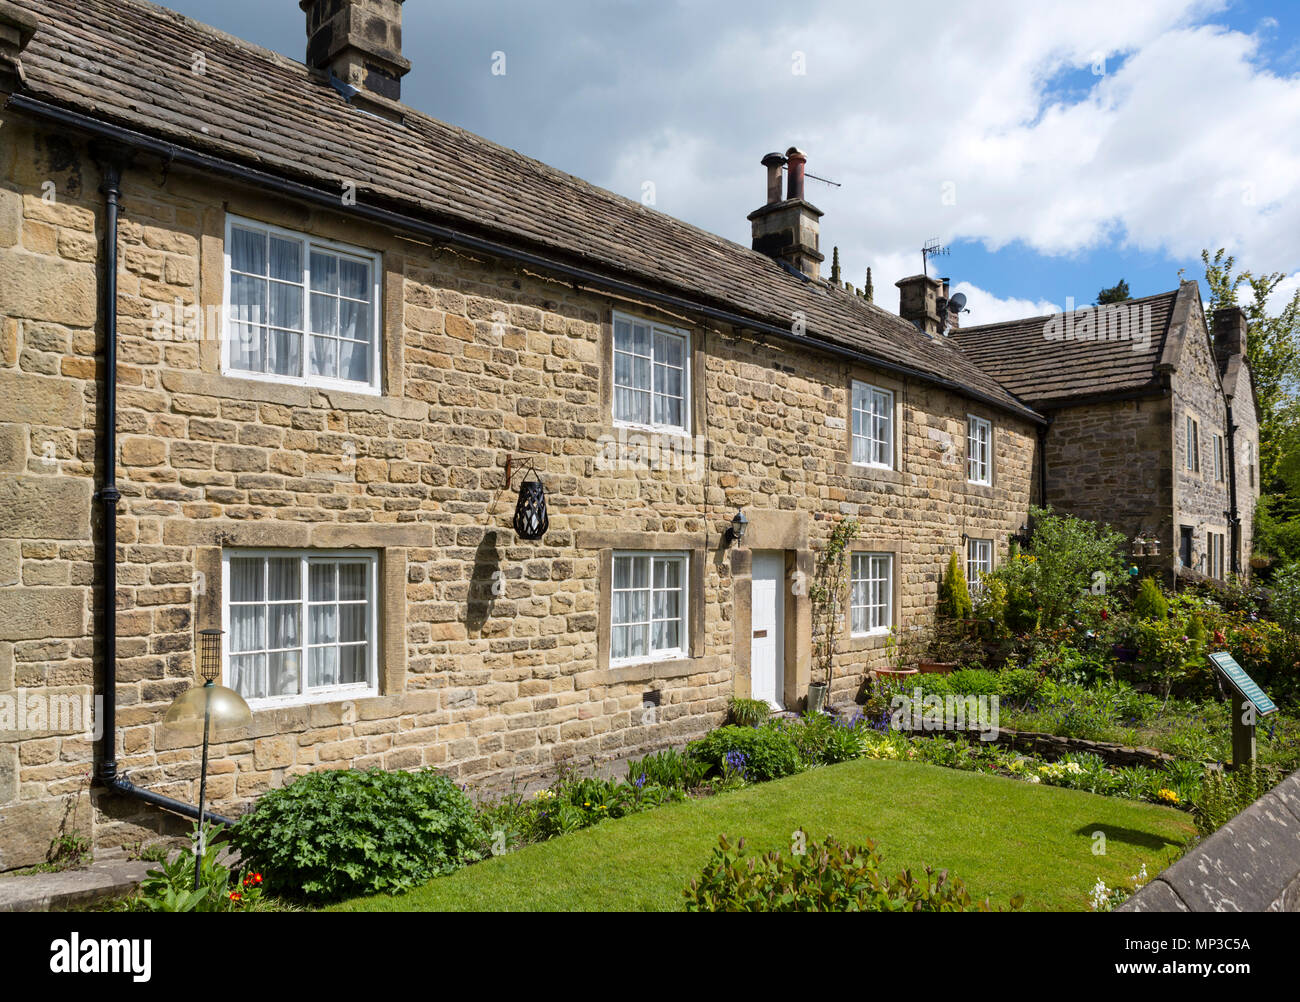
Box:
[221,549,380,709]
[611,311,691,435]
[851,381,894,470]
[1185,415,1200,473]
[222,214,383,395]
[609,551,689,667]
[966,538,993,598]
[1212,432,1225,482]
[967,415,992,485]
[849,552,893,638]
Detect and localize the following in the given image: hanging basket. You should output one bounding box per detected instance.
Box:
[512,475,549,540]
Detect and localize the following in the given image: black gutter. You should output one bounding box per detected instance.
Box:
[7,93,1044,426]
[88,143,234,829]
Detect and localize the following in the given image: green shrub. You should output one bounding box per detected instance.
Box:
[1192,765,1279,835]
[728,698,772,727]
[821,724,867,763]
[626,748,709,790]
[938,551,973,620]
[1134,577,1169,621]
[230,768,483,902]
[1272,561,1300,636]
[532,772,681,838]
[684,834,1023,912]
[998,668,1043,703]
[948,669,1001,696]
[133,823,267,912]
[686,725,802,782]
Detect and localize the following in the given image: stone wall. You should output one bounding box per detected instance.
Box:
[1044,395,1173,553]
[0,114,1035,866]
[1172,304,1234,579]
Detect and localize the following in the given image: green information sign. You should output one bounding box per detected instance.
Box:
[1209,651,1277,717]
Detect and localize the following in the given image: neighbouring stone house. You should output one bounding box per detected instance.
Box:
[0,0,1254,867]
[954,284,1259,584]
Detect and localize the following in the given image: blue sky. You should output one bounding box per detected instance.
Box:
[155,0,1300,323]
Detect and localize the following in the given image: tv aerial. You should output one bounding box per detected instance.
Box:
[922,238,948,277]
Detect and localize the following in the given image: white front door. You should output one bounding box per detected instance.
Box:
[750,551,785,710]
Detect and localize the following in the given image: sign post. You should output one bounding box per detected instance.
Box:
[1208,651,1277,771]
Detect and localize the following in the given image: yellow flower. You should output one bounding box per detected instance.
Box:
[1157,788,1180,804]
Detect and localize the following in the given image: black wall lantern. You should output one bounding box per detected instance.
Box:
[1011,522,1032,548]
[510,462,549,541]
[728,509,748,546]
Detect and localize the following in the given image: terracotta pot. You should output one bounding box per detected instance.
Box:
[917,660,956,675]
[873,668,919,682]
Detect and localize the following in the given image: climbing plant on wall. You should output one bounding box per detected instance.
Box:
[810,517,859,701]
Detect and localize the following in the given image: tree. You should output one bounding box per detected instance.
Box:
[1201,248,1300,492]
[937,551,972,620]
[1096,279,1131,305]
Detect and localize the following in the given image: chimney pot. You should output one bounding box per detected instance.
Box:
[761,152,786,206]
[300,0,411,103]
[785,147,807,201]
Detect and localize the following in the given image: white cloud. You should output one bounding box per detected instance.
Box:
[172,0,1300,326]
[949,281,1061,327]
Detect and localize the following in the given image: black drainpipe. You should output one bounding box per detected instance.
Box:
[1225,402,1241,576]
[90,147,233,827]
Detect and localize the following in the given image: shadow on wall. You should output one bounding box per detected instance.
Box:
[466,530,503,635]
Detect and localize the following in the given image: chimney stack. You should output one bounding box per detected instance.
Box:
[300,0,410,103]
[1213,306,1248,364]
[747,147,825,281]
[0,1,38,93]
[896,273,945,335]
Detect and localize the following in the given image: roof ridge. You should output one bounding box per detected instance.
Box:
[956,287,1183,335]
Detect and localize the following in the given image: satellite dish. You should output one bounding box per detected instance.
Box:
[947,292,967,314]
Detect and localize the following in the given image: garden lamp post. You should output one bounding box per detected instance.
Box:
[162,629,251,890]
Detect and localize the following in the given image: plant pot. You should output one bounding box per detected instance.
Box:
[1113,644,1138,663]
[917,660,956,675]
[807,683,827,715]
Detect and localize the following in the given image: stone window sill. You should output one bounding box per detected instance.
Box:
[603,654,716,684]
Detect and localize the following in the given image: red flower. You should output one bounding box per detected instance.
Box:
[229,891,242,901]
[1100,609,1109,620]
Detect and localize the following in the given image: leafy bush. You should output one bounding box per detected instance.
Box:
[1192,765,1280,835]
[230,768,483,902]
[686,725,802,781]
[684,834,1023,912]
[1134,577,1169,621]
[1272,561,1300,636]
[728,698,772,727]
[531,772,681,838]
[998,668,1044,703]
[938,550,973,620]
[821,724,867,763]
[948,669,1001,696]
[132,824,266,912]
[626,748,709,790]
[990,508,1126,630]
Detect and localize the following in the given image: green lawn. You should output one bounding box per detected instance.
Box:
[329,758,1195,912]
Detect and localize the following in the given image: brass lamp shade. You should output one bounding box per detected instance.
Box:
[163,681,252,730]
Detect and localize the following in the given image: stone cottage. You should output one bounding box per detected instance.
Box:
[0,0,1254,867]
[953,283,1259,583]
